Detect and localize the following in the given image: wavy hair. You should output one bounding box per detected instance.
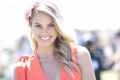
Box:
[26,0,79,76]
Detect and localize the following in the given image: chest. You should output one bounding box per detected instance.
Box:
[40,60,61,80]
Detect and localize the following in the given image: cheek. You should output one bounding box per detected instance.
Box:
[31,29,39,39]
[52,29,58,36]
[31,27,40,35]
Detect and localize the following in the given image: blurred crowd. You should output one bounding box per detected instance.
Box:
[0,36,32,80]
[0,29,120,80]
[75,29,120,80]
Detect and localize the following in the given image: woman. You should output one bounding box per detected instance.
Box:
[15,1,96,80]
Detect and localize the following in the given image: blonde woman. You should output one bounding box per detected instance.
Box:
[15,1,96,80]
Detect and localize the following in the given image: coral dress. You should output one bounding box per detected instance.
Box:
[15,48,82,80]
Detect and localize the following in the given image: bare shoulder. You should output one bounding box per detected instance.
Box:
[76,45,90,57]
[75,45,91,66]
[75,45,92,66]
[75,45,96,80]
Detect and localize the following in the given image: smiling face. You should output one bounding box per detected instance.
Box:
[30,12,58,48]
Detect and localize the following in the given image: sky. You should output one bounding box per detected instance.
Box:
[0,0,120,48]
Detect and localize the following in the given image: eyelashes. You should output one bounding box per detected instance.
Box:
[48,23,55,27]
[35,24,42,27]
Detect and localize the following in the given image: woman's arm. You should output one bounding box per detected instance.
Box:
[77,46,96,80]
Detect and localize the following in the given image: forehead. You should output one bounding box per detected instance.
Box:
[32,11,53,23]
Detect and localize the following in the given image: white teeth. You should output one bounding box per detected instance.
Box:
[40,36,50,40]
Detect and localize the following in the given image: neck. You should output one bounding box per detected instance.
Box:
[37,45,54,57]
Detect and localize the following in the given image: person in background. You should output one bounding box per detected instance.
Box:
[112,30,120,80]
[85,39,106,80]
[14,0,96,80]
[15,36,32,56]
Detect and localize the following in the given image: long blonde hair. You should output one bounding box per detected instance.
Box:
[26,0,79,76]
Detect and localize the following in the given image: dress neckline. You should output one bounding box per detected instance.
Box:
[34,50,63,80]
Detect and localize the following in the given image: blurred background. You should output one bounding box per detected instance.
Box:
[0,0,120,80]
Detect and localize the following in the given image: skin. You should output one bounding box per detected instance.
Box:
[31,12,58,56]
[77,46,96,80]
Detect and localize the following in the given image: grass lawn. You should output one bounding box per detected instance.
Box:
[101,70,119,80]
[0,78,5,80]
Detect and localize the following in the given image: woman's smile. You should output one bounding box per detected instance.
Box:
[40,36,51,41]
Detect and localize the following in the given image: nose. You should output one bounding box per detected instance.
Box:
[42,26,53,33]
[41,32,49,37]
[42,28,49,33]
[41,28,49,36]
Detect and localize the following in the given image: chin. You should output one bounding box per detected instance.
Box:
[38,42,54,48]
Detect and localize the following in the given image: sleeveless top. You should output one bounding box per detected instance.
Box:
[15,48,82,80]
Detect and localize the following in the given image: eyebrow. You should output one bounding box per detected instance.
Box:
[34,21,54,25]
[49,22,54,24]
[34,22,41,25]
